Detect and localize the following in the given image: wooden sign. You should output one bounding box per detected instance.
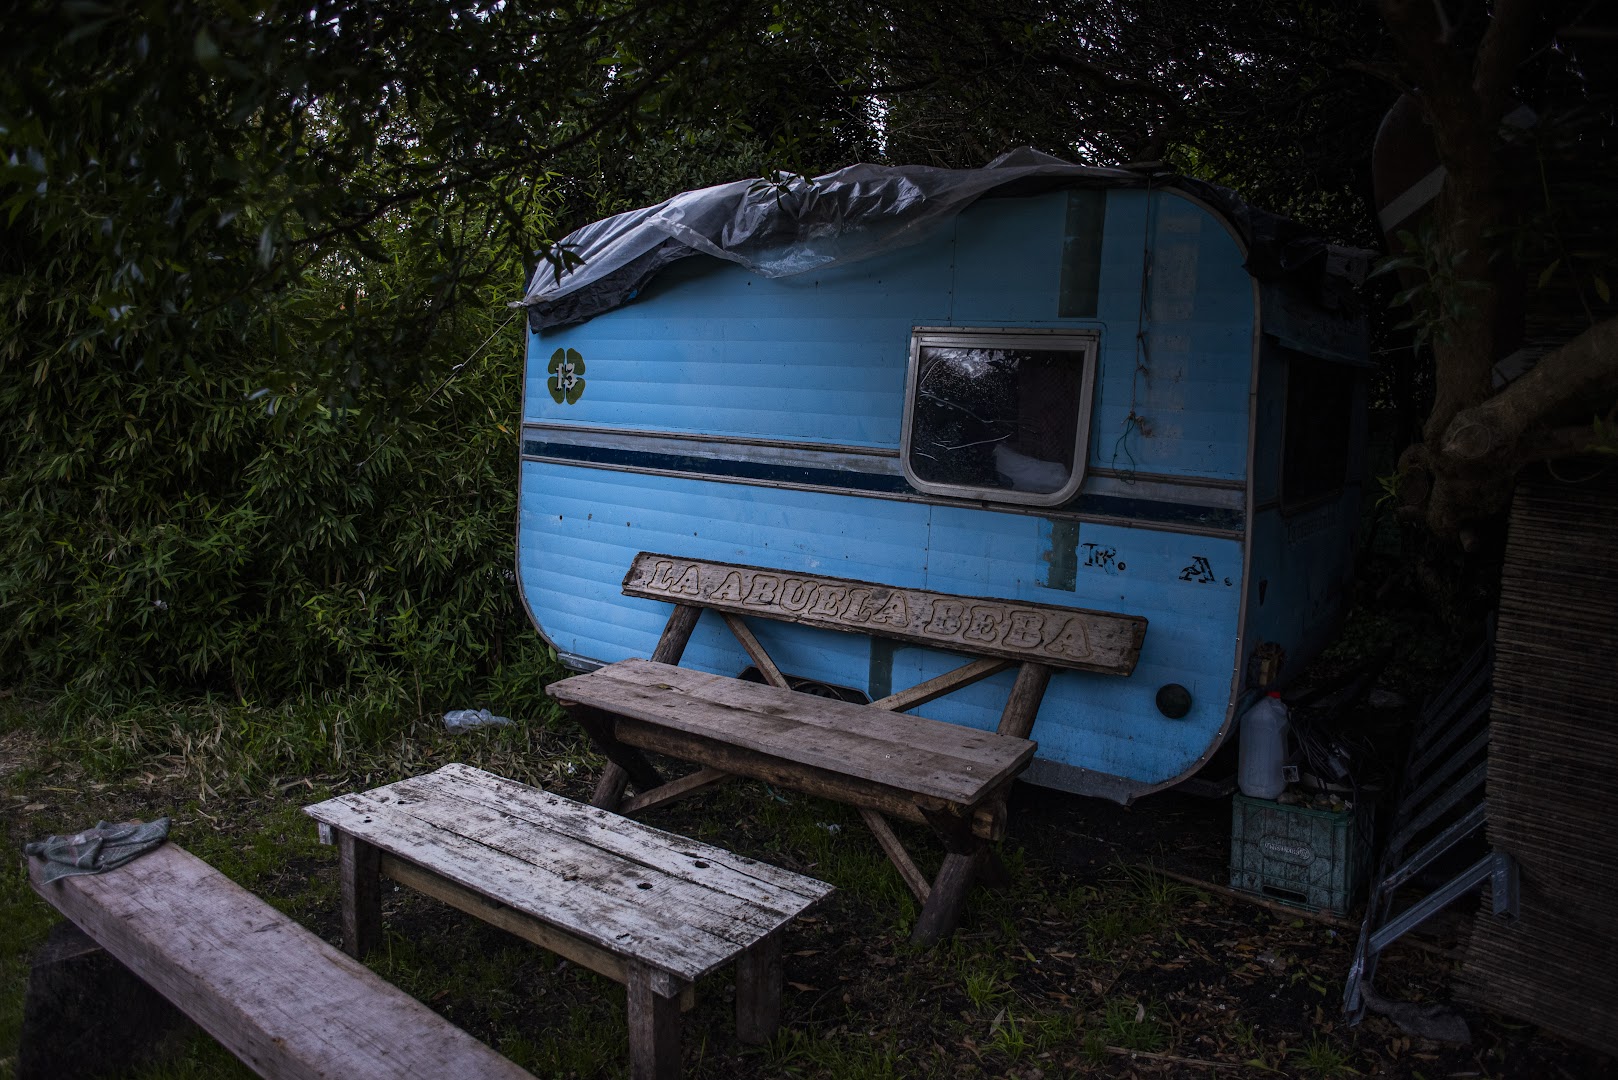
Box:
[622,553,1146,675]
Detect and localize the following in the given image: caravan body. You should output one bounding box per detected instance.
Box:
[516,155,1366,802]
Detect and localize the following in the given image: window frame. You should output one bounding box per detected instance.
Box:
[899,326,1100,507]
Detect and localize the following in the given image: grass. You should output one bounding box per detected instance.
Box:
[1294,1033,1359,1077]
[1,687,1605,1080]
[1098,995,1168,1053]
[765,1028,904,1080]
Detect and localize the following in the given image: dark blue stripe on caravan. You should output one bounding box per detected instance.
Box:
[522,439,1244,532]
[521,439,914,494]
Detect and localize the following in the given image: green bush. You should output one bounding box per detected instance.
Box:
[0,210,551,711]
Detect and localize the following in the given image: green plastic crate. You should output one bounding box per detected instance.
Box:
[1229,794,1371,915]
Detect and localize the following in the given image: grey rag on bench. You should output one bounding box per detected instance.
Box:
[25,818,171,883]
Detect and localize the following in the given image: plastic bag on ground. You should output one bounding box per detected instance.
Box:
[443,708,513,732]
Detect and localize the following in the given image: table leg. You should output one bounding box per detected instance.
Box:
[626,962,684,1080]
[337,832,381,959]
[734,928,783,1044]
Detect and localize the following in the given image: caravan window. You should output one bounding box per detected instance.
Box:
[901,329,1098,506]
[1281,353,1358,510]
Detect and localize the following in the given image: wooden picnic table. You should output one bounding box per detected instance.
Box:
[305,763,832,1080]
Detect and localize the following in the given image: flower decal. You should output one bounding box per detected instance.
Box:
[547,347,586,404]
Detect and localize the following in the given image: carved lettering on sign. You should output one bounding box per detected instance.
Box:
[710,571,745,602]
[745,575,780,606]
[963,606,1002,643]
[807,586,847,617]
[623,554,1146,674]
[925,599,965,635]
[841,589,875,624]
[1045,618,1092,659]
[779,578,816,613]
[652,560,701,595]
[870,592,909,627]
[652,560,681,590]
[1002,611,1044,650]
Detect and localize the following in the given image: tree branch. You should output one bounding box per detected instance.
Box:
[1472,0,1535,120]
[1442,314,1618,464]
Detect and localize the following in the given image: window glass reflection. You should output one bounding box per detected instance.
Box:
[908,346,1083,496]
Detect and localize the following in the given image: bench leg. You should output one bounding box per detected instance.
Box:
[626,962,684,1080]
[338,832,382,959]
[592,762,631,810]
[18,922,192,1080]
[911,848,982,947]
[572,705,665,802]
[734,928,783,1044]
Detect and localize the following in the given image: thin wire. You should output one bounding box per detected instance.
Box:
[354,310,519,472]
[1111,175,1156,481]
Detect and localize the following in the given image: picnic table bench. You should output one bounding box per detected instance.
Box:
[548,552,1147,945]
[28,841,537,1080]
[305,763,832,1080]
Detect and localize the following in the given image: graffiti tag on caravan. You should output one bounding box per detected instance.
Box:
[621,552,1148,675]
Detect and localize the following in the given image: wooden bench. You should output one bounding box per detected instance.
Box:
[547,552,1147,945]
[27,841,536,1080]
[304,763,832,1080]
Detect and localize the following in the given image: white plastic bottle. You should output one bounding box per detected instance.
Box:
[1238,691,1290,800]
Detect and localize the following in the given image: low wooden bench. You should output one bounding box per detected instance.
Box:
[28,841,536,1080]
[548,552,1147,945]
[304,763,832,1080]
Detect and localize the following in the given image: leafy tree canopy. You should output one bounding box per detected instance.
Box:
[2,0,1613,701]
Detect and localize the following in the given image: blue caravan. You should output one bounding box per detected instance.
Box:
[516,150,1367,803]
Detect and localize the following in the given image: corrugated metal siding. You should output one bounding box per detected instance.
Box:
[1087,193,1254,481]
[520,461,1242,785]
[522,240,946,445]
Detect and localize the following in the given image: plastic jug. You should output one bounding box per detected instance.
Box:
[1238,691,1289,800]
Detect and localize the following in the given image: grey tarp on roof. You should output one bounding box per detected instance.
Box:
[520,147,1354,331]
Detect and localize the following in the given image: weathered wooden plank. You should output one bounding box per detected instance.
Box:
[858,809,931,903]
[621,767,733,814]
[549,660,1035,803]
[400,764,832,905]
[733,929,783,1045]
[377,854,627,987]
[565,662,1027,772]
[626,962,684,1080]
[997,662,1054,739]
[611,715,1007,840]
[333,786,787,936]
[651,604,704,665]
[593,762,631,810]
[622,552,1147,674]
[371,789,798,932]
[911,850,982,947]
[308,793,765,980]
[721,613,790,690]
[29,844,535,1080]
[338,832,382,959]
[868,658,1013,713]
[376,855,700,1011]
